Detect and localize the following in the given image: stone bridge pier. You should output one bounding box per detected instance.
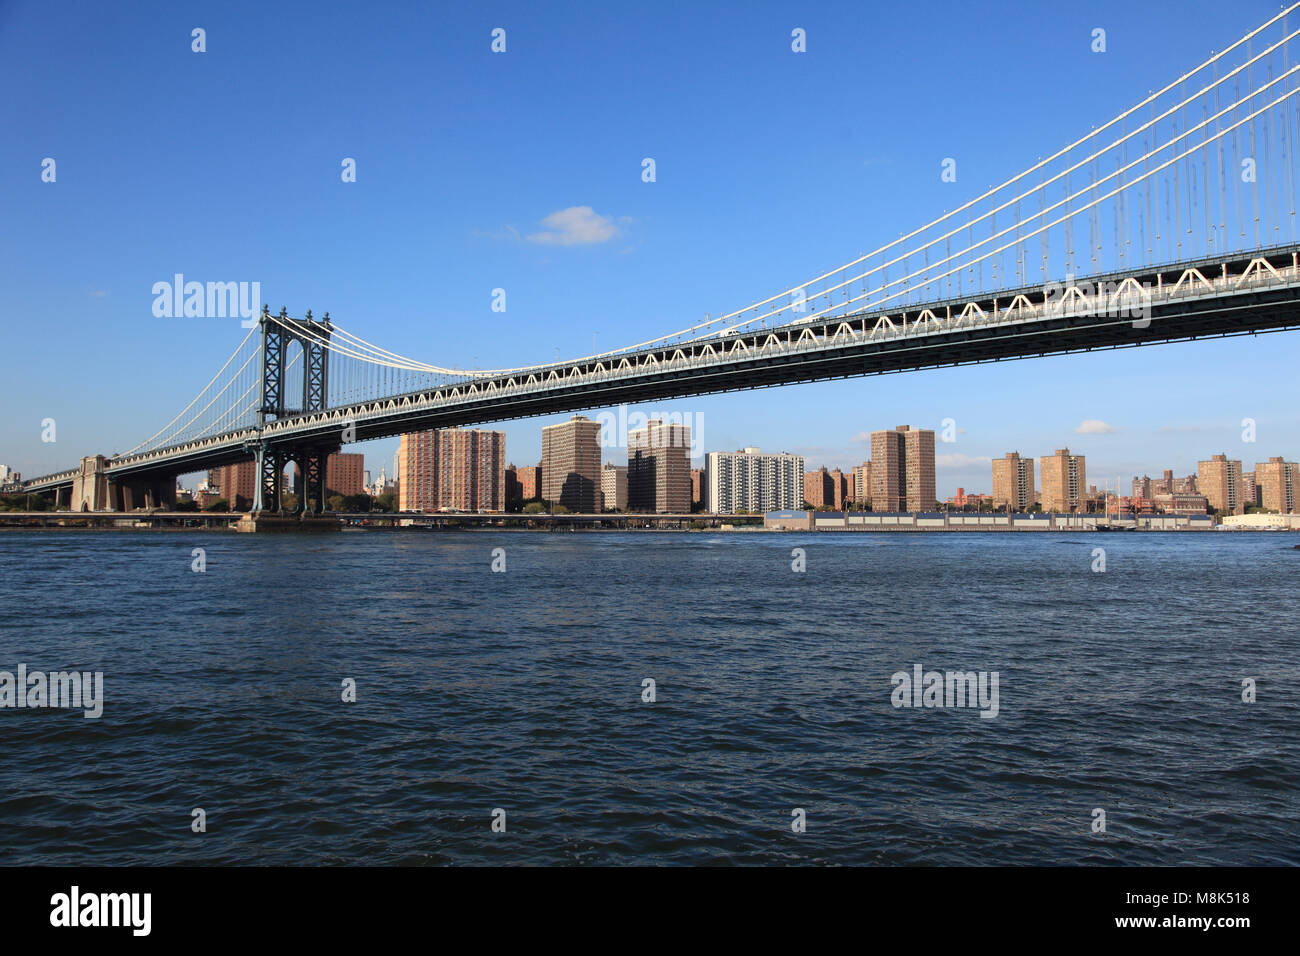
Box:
[110,475,177,511]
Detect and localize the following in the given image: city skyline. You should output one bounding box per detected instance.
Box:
[8,413,1296,510]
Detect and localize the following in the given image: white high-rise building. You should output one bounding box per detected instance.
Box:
[704,448,804,513]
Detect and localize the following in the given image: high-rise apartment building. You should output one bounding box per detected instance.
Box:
[505,465,522,505]
[518,464,541,501]
[1242,470,1260,508]
[628,419,690,513]
[992,452,1036,512]
[690,468,704,510]
[542,415,601,512]
[209,459,294,507]
[1198,454,1245,516]
[852,462,872,507]
[399,428,507,512]
[804,467,832,509]
[1134,469,1197,498]
[870,425,936,511]
[600,463,628,512]
[1255,456,1299,513]
[211,459,259,505]
[1040,448,1086,512]
[325,451,365,497]
[705,448,804,513]
[830,468,851,509]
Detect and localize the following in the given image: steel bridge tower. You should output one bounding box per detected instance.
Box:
[251,307,337,515]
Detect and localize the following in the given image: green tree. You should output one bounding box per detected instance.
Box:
[327,494,345,512]
[204,498,230,512]
[523,502,545,514]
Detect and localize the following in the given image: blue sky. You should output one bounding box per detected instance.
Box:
[2,0,1297,497]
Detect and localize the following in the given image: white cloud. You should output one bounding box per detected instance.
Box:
[1074,419,1119,435]
[526,206,621,246]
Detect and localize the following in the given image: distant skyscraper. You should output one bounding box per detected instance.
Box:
[992,452,1036,512]
[690,468,704,510]
[1254,456,1299,513]
[1040,448,1086,512]
[706,448,803,513]
[399,428,506,512]
[628,419,690,513]
[600,463,628,512]
[1198,454,1244,515]
[369,465,396,497]
[870,425,936,511]
[542,415,601,512]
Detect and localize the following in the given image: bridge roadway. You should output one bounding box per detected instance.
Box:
[23,243,1300,494]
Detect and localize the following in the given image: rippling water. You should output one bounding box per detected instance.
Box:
[0,528,1297,865]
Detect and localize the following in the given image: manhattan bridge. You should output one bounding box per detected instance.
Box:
[22,6,1300,514]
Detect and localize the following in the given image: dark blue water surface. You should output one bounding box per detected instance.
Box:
[0,528,1297,866]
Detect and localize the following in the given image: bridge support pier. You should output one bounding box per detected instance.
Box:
[113,476,176,511]
[291,446,336,515]
[253,445,289,514]
[70,455,110,512]
[252,443,337,518]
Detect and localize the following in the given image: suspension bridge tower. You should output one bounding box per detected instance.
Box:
[251,306,339,515]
